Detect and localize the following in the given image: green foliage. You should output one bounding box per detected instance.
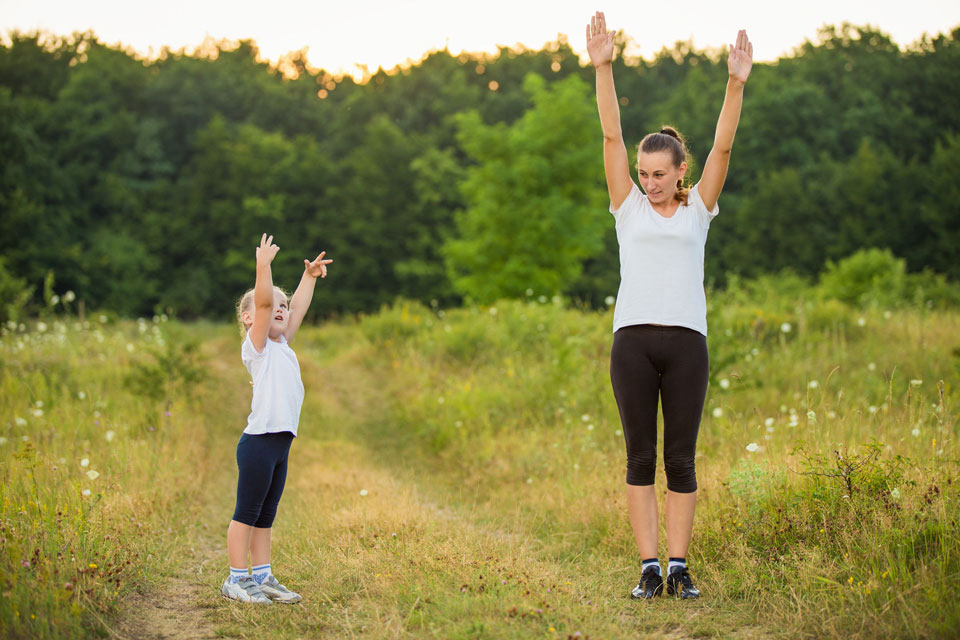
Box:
[1,26,959,317]
[820,248,907,306]
[0,257,32,323]
[444,74,607,303]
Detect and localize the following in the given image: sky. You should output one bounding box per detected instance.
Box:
[2,0,959,78]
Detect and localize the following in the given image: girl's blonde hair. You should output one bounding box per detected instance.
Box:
[235,286,289,337]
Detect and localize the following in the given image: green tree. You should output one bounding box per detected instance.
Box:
[444,73,607,303]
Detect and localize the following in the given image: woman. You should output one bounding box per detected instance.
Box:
[585,11,752,599]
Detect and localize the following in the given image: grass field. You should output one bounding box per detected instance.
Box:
[1,287,958,638]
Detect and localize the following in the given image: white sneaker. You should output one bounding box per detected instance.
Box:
[258,575,302,604]
[221,576,273,604]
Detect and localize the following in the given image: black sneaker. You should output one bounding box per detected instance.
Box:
[630,567,663,599]
[665,567,700,599]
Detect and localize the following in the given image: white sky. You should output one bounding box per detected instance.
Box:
[2,0,958,78]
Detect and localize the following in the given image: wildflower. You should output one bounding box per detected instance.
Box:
[89,563,97,569]
[437,396,444,404]
[0,437,6,446]
[21,435,29,442]
[105,430,115,442]
[86,470,100,481]
[488,307,497,316]
[587,424,594,431]
[78,391,86,400]
[15,416,27,427]
[454,421,462,428]
[32,408,43,417]
[526,478,533,484]
[868,362,876,371]
[525,288,534,296]
[808,380,819,389]
[359,489,368,496]
[828,411,837,419]
[99,315,107,324]
[573,463,580,470]
[719,378,730,390]
[857,317,866,327]
[807,410,816,423]
[64,291,75,303]
[37,322,48,333]
[868,406,878,414]
[746,442,759,453]
[604,296,615,306]
[764,417,774,427]
[581,414,590,422]
[712,407,723,418]
[81,489,91,497]
[890,488,901,500]
[911,428,920,437]
[766,426,775,433]
[80,458,89,467]
[780,322,792,333]
[126,343,134,353]
[848,576,853,584]
[50,294,60,306]
[881,571,889,579]
[910,379,922,386]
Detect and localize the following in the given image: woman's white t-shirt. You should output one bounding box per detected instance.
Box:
[241,333,305,436]
[610,182,719,336]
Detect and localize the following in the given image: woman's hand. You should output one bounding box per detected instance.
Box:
[586,11,616,68]
[303,251,333,278]
[728,30,753,84]
[256,233,279,267]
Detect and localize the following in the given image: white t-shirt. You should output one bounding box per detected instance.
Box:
[241,333,305,436]
[609,182,719,336]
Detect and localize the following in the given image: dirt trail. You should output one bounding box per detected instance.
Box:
[110,538,222,640]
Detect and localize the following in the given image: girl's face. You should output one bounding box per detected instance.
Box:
[241,288,289,338]
[637,151,686,206]
[267,289,289,339]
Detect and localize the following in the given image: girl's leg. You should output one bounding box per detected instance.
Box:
[227,520,255,569]
[610,326,662,558]
[250,433,293,566]
[250,527,272,567]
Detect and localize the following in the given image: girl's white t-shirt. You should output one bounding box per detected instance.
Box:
[610,182,719,336]
[241,333,305,436]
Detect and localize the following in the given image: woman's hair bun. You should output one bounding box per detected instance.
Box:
[659,126,681,140]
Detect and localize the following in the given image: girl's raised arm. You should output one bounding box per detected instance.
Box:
[250,233,279,353]
[587,11,633,210]
[284,251,333,343]
[698,29,753,211]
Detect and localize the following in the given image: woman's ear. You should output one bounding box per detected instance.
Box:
[679,161,688,180]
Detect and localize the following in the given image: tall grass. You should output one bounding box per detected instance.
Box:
[1,280,957,638]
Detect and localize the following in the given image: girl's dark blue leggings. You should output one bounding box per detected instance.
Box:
[609,324,709,493]
[232,431,294,528]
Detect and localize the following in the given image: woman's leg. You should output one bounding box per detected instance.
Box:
[658,329,708,559]
[610,326,662,558]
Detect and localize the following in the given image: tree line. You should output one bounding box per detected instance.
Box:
[1,24,958,320]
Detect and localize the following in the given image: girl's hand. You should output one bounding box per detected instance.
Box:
[728,30,753,84]
[304,251,333,278]
[256,233,279,267]
[586,11,616,68]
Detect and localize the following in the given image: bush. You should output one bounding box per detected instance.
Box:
[0,258,32,324]
[819,248,906,307]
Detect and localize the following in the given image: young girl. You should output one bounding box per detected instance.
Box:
[586,12,753,599]
[221,233,332,604]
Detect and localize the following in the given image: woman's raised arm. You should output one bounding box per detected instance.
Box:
[587,11,633,210]
[699,30,753,211]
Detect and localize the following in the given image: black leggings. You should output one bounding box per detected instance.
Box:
[232,431,294,528]
[609,325,709,493]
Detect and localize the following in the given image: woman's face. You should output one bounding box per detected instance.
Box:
[637,151,686,205]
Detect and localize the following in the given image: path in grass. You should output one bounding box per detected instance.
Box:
[114,331,767,640]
